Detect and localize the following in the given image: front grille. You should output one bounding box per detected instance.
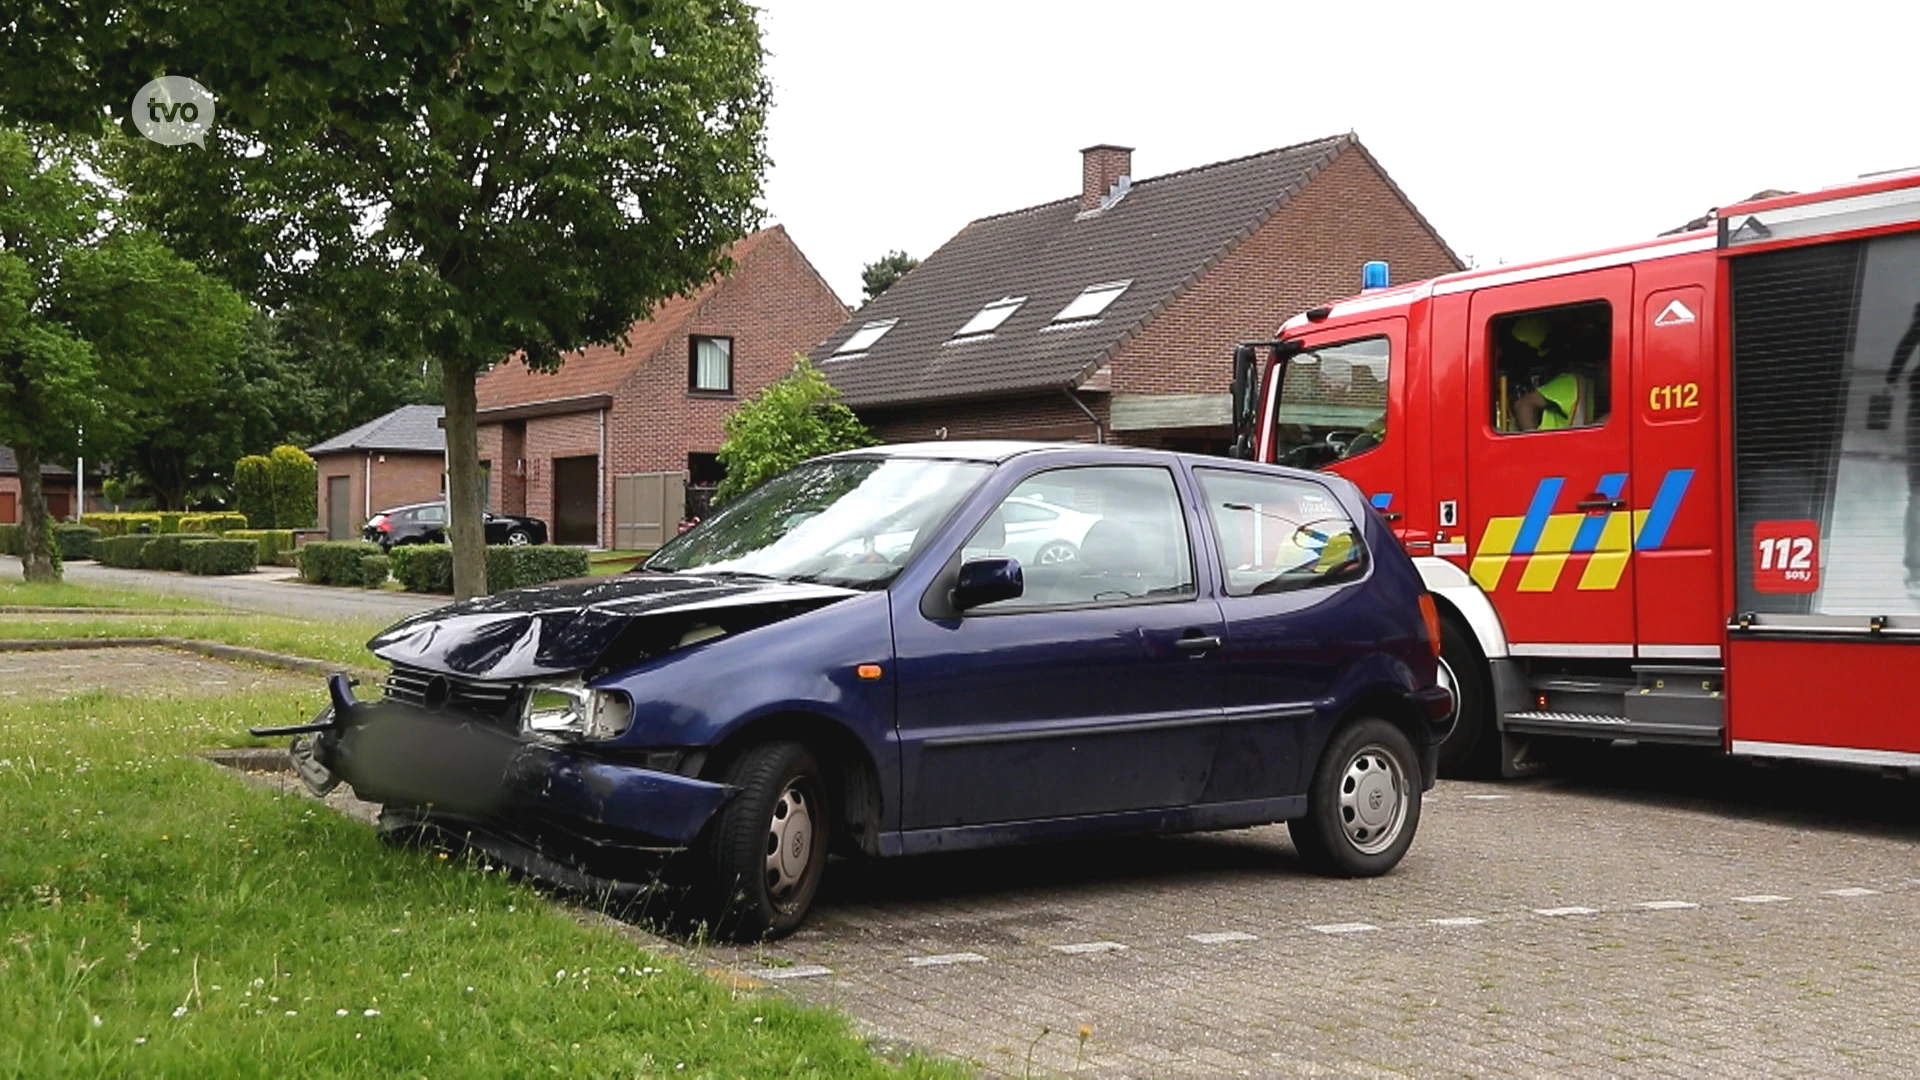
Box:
[383,664,522,726]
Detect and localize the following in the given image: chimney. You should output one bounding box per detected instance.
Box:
[1081,144,1133,211]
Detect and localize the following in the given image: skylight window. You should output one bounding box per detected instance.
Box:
[1053,280,1130,323]
[835,318,897,354]
[953,297,1025,338]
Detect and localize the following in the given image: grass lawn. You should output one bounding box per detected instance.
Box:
[0,580,212,611]
[588,550,652,578]
[0,618,957,1075]
[0,612,392,673]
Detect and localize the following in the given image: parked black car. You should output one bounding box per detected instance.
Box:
[363,502,549,550]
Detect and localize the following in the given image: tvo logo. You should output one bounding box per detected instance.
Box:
[131,76,217,148]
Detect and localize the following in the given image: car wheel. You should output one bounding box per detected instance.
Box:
[506,528,532,546]
[1034,540,1078,565]
[1288,717,1422,878]
[1434,617,1495,778]
[698,741,829,941]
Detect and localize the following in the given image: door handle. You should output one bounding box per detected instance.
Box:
[1176,634,1222,654]
[1576,498,1626,513]
[1378,511,1404,522]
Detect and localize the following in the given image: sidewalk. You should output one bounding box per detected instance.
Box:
[0,555,442,622]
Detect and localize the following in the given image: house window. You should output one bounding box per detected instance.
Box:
[834,319,897,355]
[1053,280,1130,323]
[690,335,733,393]
[953,297,1025,339]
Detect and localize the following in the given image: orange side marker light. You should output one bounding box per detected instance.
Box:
[1417,594,1443,659]
[856,664,884,681]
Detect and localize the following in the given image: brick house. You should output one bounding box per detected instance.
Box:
[309,405,447,540]
[0,446,96,523]
[813,134,1462,451]
[473,225,847,549]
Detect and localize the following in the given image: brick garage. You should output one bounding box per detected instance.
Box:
[475,225,848,548]
[0,446,88,523]
[308,406,447,540]
[814,135,1462,451]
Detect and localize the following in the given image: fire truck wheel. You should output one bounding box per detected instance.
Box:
[1289,717,1423,877]
[1434,618,1495,779]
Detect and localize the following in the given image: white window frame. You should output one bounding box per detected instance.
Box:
[835,318,898,355]
[1052,280,1131,323]
[953,296,1025,338]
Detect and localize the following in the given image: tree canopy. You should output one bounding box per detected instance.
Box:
[714,357,876,507]
[4,0,772,597]
[0,128,250,580]
[860,250,920,303]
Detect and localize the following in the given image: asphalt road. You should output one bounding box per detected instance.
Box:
[1,555,440,622]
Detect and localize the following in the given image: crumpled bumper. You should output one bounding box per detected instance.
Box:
[305,675,733,853]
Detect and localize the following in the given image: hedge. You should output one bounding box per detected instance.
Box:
[54,524,101,561]
[0,523,17,556]
[269,445,319,530]
[156,512,187,535]
[234,455,275,529]
[95,535,151,568]
[224,528,297,563]
[359,554,391,588]
[80,513,164,537]
[389,543,589,594]
[180,538,259,576]
[300,540,383,586]
[139,532,221,571]
[179,512,248,534]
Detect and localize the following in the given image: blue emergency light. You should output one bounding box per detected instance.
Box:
[1361,260,1390,291]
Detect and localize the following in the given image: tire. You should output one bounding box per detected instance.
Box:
[1289,717,1423,878]
[1033,540,1079,565]
[506,529,532,546]
[696,741,830,941]
[1434,616,1495,778]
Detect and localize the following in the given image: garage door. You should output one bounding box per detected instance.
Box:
[0,492,14,523]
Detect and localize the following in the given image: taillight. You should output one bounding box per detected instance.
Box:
[369,516,391,532]
[1418,593,1443,658]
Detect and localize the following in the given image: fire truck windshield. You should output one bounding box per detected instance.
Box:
[1269,335,1391,469]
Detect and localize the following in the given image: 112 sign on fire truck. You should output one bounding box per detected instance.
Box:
[1230,171,1920,778]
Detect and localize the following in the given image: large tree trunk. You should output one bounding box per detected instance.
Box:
[15,442,60,583]
[441,360,488,601]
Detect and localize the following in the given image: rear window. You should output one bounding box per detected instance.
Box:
[1194,468,1367,596]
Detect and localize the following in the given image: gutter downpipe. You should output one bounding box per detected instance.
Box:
[1062,386,1105,444]
[598,408,608,550]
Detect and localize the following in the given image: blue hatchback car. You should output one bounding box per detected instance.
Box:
[283,442,1452,939]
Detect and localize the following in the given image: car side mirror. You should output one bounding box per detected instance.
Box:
[953,557,1023,611]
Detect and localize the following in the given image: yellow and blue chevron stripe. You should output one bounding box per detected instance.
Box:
[1469,469,1693,593]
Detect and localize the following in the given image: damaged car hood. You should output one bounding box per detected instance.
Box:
[368,573,860,680]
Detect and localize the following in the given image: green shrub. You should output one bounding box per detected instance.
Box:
[179,538,259,575]
[388,544,453,593]
[140,532,220,571]
[53,524,101,561]
[359,554,391,588]
[234,455,275,529]
[487,546,590,591]
[299,540,383,586]
[269,445,319,530]
[223,528,296,563]
[79,512,164,537]
[156,512,188,534]
[0,523,18,557]
[179,512,248,534]
[94,535,152,568]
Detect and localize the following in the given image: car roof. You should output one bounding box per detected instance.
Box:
[822,440,1208,465]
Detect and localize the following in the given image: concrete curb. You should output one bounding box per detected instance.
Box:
[0,636,382,682]
[201,747,293,772]
[0,605,210,615]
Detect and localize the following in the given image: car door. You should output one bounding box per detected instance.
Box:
[414,503,448,543]
[891,462,1227,831]
[1189,465,1375,799]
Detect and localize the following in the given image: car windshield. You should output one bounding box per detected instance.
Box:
[643,457,992,588]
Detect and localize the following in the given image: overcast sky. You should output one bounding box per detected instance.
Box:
[756,0,1920,308]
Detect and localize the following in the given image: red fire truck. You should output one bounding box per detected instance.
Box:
[1230,171,1920,778]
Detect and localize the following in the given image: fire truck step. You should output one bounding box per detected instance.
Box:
[1504,665,1724,746]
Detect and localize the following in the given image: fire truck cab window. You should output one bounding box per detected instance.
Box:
[1269,336,1390,469]
[1490,302,1612,434]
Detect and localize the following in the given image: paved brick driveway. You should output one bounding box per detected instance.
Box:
[697,747,1920,1077]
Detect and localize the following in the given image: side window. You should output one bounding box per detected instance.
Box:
[1195,469,1368,596]
[1490,301,1612,433]
[416,505,446,524]
[962,466,1195,610]
[1268,336,1390,468]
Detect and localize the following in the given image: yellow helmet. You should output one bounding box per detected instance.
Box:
[1511,315,1551,353]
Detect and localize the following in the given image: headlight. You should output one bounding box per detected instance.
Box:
[522,680,633,740]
